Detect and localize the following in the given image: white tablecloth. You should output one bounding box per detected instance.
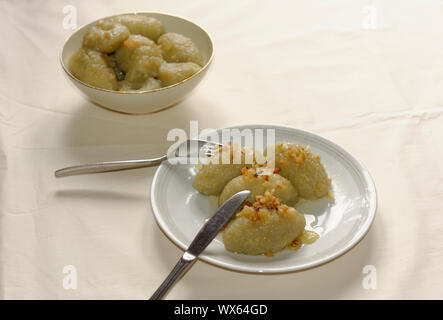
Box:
[1,0,442,299]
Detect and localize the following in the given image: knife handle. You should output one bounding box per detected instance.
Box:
[149,252,196,300]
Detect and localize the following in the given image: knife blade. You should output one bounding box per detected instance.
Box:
[150,189,250,300]
[187,189,251,257]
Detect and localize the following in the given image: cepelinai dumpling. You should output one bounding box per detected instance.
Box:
[114,14,165,41]
[69,48,117,90]
[114,35,163,82]
[222,192,306,255]
[267,142,331,199]
[82,19,130,53]
[219,166,298,206]
[158,33,203,66]
[193,143,255,196]
[158,62,201,86]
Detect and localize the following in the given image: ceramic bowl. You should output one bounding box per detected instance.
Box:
[60,12,214,114]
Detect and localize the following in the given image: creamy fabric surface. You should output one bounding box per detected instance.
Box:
[0,0,442,299]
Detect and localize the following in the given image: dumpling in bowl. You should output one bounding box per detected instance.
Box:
[82,19,130,53]
[118,77,162,92]
[219,166,298,206]
[69,48,117,90]
[267,142,331,199]
[158,62,201,86]
[114,35,163,82]
[158,33,203,66]
[114,14,165,41]
[222,192,306,255]
[193,143,255,196]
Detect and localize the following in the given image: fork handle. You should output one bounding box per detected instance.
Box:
[54,155,167,177]
[150,252,196,300]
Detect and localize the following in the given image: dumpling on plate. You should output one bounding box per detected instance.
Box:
[69,48,117,90]
[158,33,203,66]
[222,192,306,255]
[82,19,130,53]
[193,143,255,196]
[267,142,331,199]
[219,166,298,206]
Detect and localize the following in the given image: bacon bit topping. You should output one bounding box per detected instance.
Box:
[244,201,253,207]
[237,206,268,222]
[289,151,307,165]
[273,167,281,174]
[277,143,313,166]
[241,165,273,181]
[277,204,291,216]
[237,191,296,222]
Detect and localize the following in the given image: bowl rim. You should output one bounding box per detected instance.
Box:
[60,11,214,94]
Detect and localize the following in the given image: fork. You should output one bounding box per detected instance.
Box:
[54,139,222,177]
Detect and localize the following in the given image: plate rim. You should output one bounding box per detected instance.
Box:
[150,123,377,274]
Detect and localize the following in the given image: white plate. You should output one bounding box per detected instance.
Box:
[150,124,377,273]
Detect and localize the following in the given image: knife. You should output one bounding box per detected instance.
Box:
[150,190,250,300]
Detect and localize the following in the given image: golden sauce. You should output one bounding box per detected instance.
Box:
[288,238,302,251]
[287,230,319,251]
[299,230,320,244]
[264,251,274,257]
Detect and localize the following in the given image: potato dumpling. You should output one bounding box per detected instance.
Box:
[118,77,162,92]
[70,15,204,92]
[267,142,331,199]
[114,14,165,41]
[223,192,306,255]
[69,48,117,90]
[158,62,201,86]
[82,19,130,53]
[115,35,163,82]
[193,143,255,196]
[158,33,203,66]
[219,166,298,206]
